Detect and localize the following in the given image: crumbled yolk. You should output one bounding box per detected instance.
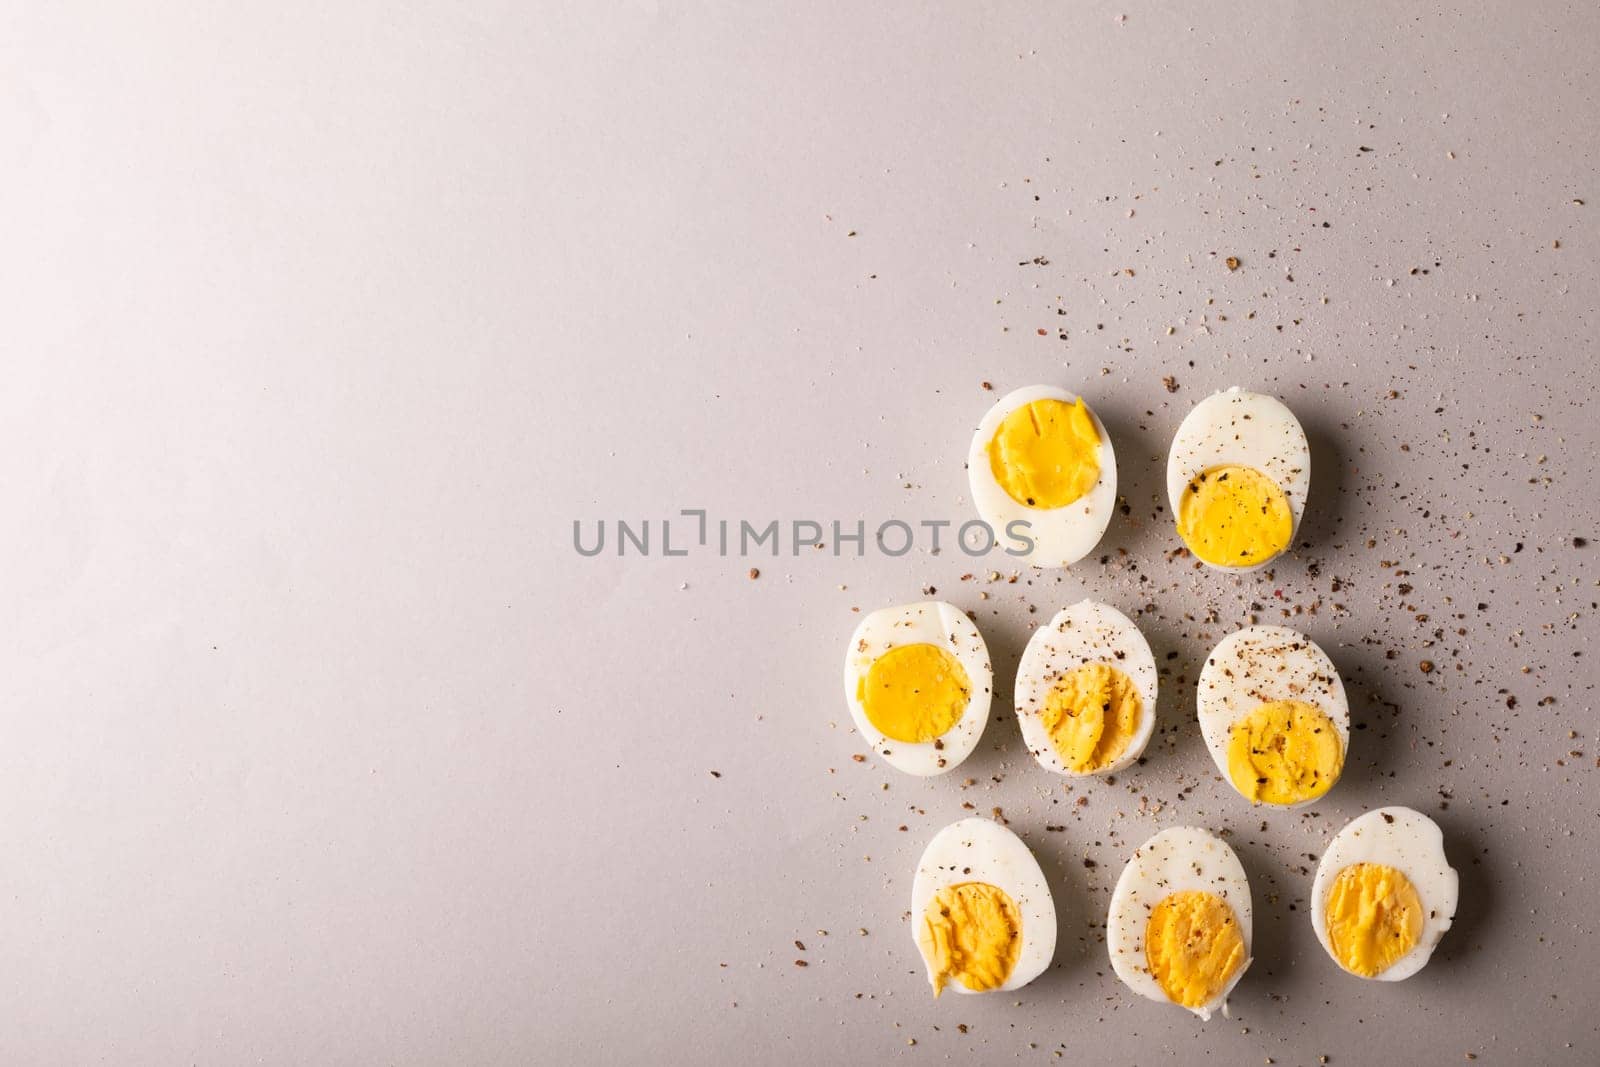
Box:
[1144,890,1247,1009]
[857,643,971,744]
[1176,464,1293,567]
[1040,662,1141,773]
[1325,863,1423,977]
[986,398,1102,509]
[1226,699,1343,805]
[918,881,1021,996]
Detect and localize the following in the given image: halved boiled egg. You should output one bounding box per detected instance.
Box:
[1107,826,1253,1020]
[1167,387,1310,571]
[912,817,1056,996]
[968,386,1117,568]
[1198,625,1350,808]
[843,601,991,776]
[1311,807,1459,981]
[1014,600,1158,776]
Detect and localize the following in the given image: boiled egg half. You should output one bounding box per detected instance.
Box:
[843,601,991,776]
[1168,387,1309,570]
[912,817,1056,996]
[1198,625,1350,808]
[1107,826,1253,1020]
[1014,600,1158,776]
[968,386,1117,568]
[1311,807,1459,980]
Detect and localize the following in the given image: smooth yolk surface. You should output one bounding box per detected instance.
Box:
[1177,464,1293,567]
[858,643,971,744]
[1144,890,1247,1009]
[1040,662,1141,773]
[918,881,1021,996]
[1226,699,1343,805]
[986,398,1102,509]
[1325,863,1423,977]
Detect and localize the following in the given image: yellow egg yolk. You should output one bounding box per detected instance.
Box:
[1226,699,1343,805]
[857,643,971,744]
[918,881,1022,996]
[1325,863,1423,977]
[1176,464,1293,567]
[1144,890,1247,1010]
[986,398,1102,509]
[1040,662,1141,773]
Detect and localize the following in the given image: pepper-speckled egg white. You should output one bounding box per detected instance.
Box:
[911,817,1057,995]
[968,386,1118,568]
[842,601,992,776]
[1197,625,1351,808]
[1107,826,1253,1021]
[1014,600,1158,776]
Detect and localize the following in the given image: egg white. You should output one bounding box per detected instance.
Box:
[967,386,1117,569]
[842,601,992,776]
[1166,387,1310,572]
[1106,826,1253,1021]
[1197,625,1350,808]
[1310,806,1459,981]
[1014,600,1158,776]
[911,817,1057,994]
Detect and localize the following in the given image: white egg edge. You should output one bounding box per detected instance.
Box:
[1106,826,1254,1021]
[1165,386,1311,574]
[1014,600,1159,776]
[910,816,1058,995]
[967,385,1118,569]
[1196,624,1351,810]
[842,600,993,777]
[1308,806,1460,982]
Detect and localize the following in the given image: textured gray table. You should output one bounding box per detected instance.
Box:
[6,2,1597,1064]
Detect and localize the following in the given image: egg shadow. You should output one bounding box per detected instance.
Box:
[1089,402,1172,567]
[1023,828,1096,994]
[1123,608,1209,780]
[1293,411,1355,551]
[952,606,1034,783]
[1424,813,1497,972]
[1224,834,1298,987]
[1322,641,1407,796]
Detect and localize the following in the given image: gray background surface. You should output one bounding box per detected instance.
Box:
[5,1,1598,1064]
